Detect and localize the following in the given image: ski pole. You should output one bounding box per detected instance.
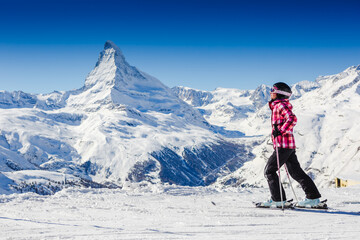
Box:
[275,137,284,210]
[284,164,299,202]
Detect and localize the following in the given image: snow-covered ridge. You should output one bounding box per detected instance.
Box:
[290,80,320,99]
[172,86,214,107]
[171,85,270,134]
[0,90,69,110]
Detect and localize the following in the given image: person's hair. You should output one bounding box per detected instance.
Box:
[273,82,292,99]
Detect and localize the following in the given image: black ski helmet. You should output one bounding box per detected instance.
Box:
[271,82,292,99]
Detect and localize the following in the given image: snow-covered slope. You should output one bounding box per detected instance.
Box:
[1,185,359,239]
[0,41,253,194]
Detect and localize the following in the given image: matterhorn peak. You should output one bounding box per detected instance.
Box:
[104,40,122,53]
[94,40,127,69]
[83,40,138,92]
[67,40,202,117]
[104,40,127,62]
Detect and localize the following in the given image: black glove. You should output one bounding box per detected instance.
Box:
[272,124,282,138]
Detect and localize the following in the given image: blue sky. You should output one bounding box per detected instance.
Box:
[1,0,360,93]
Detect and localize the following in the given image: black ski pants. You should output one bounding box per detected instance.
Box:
[264,148,321,202]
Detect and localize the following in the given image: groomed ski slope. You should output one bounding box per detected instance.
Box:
[0,186,359,239]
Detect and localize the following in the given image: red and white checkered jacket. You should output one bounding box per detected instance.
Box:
[269,99,297,149]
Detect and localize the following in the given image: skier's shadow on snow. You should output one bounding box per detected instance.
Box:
[293,208,360,216]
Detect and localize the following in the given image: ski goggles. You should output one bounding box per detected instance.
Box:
[270,87,292,97]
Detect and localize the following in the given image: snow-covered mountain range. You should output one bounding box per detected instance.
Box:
[0,41,253,194]
[172,66,360,188]
[1,41,359,194]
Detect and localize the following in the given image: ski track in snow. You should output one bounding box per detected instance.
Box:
[0,186,359,240]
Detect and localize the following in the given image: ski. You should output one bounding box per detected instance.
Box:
[254,199,331,212]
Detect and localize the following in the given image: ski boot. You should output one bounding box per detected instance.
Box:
[295,198,328,209]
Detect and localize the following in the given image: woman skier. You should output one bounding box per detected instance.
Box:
[258,82,322,208]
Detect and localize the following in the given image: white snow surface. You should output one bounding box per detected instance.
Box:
[0,185,359,239]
